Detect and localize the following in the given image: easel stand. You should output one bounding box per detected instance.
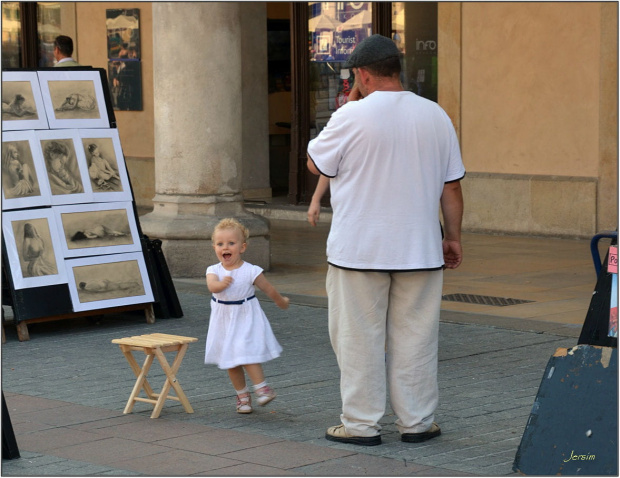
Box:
[1,67,182,341]
[17,304,154,342]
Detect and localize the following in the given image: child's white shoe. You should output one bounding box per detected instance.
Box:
[236,392,253,414]
[255,385,276,406]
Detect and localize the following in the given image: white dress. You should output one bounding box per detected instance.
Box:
[204,262,282,369]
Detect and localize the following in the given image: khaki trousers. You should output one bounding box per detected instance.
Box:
[326,265,443,436]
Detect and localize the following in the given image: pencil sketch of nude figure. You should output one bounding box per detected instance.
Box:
[41,140,84,196]
[2,141,41,199]
[61,208,134,250]
[73,259,145,303]
[1,81,39,121]
[2,94,37,118]
[12,219,58,278]
[56,93,97,112]
[48,80,101,120]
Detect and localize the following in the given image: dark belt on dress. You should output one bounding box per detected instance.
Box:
[211,295,256,305]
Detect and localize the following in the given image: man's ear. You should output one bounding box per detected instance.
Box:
[357,67,369,82]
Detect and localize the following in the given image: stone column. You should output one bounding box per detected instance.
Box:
[140,2,269,277]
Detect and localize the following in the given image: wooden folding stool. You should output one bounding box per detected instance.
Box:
[112,333,198,418]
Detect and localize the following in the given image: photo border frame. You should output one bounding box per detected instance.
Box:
[54,201,141,258]
[2,71,50,131]
[2,129,53,210]
[2,207,68,290]
[36,129,94,205]
[78,128,132,202]
[37,69,110,129]
[66,252,153,312]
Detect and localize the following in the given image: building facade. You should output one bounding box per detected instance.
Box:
[2,2,617,276]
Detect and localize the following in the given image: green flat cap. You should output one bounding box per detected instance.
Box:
[343,34,400,68]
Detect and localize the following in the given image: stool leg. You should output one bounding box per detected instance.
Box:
[125,353,155,414]
[121,348,157,399]
[152,345,193,418]
[164,344,194,413]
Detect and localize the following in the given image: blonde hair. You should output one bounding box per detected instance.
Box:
[212,218,249,244]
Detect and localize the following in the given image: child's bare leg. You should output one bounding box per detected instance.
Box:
[243,363,265,385]
[228,366,247,390]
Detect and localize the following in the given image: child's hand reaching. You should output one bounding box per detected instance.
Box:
[254,273,289,310]
[276,296,290,310]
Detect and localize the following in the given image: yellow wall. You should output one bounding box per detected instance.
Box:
[75,2,155,211]
[75,2,154,158]
[461,3,601,178]
[68,2,615,236]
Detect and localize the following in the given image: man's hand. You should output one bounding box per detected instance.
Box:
[442,240,462,269]
[307,200,321,226]
[348,84,364,101]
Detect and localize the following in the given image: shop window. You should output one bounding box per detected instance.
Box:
[37,2,76,67]
[308,1,373,139]
[1,2,22,68]
[393,2,437,102]
[0,2,76,68]
[37,3,62,67]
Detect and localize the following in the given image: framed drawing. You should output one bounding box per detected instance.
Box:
[54,201,141,258]
[66,252,153,312]
[2,130,52,210]
[78,128,132,202]
[2,71,49,131]
[37,70,110,129]
[36,129,93,205]
[2,208,67,289]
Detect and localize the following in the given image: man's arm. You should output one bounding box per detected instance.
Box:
[307,175,329,226]
[307,154,320,175]
[440,180,464,269]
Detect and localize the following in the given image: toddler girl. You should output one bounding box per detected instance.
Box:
[205,218,289,413]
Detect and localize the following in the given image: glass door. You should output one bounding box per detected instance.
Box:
[308,2,373,141]
[288,2,395,204]
[290,1,383,204]
[392,2,437,102]
[0,2,76,68]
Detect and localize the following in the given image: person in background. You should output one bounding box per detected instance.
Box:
[306,34,465,446]
[53,35,80,67]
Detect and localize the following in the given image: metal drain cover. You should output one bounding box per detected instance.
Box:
[442,293,534,307]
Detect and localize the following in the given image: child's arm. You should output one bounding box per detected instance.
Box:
[254,273,289,310]
[206,273,233,293]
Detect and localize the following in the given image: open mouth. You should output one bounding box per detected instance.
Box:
[223,253,232,260]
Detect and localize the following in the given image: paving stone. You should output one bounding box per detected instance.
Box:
[114,449,245,475]
[1,288,577,476]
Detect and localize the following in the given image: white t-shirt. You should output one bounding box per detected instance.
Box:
[307,90,465,271]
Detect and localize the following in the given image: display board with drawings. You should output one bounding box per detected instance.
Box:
[1,68,165,340]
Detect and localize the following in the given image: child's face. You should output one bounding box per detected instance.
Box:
[212,227,246,269]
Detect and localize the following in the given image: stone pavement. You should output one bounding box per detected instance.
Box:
[1,281,579,476]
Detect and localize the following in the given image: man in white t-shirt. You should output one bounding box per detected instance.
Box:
[307,34,465,446]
